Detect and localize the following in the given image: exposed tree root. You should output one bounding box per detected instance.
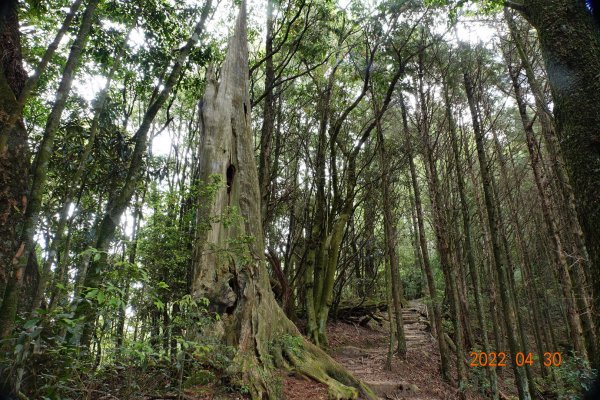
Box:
[222,281,377,400]
[283,339,377,400]
[234,333,377,399]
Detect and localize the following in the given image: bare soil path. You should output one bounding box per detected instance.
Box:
[327,299,484,400]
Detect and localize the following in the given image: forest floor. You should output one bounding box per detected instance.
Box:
[284,299,490,400]
[180,299,518,400]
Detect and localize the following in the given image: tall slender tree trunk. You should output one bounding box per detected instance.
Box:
[463,69,531,400]
[375,105,406,358]
[115,192,143,354]
[407,186,425,298]
[443,80,498,398]
[31,37,128,312]
[503,46,579,378]
[17,0,101,274]
[401,94,451,382]
[416,50,465,391]
[363,194,377,298]
[488,154,536,393]
[311,50,404,348]
[258,0,275,226]
[464,129,505,364]
[18,0,83,106]
[304,68,332,345]
[505,9,597,362]
[1,0,101,338]
[73,1,213,347]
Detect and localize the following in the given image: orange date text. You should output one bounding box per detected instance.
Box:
[468,352,562,367]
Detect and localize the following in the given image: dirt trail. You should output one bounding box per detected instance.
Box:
[328,299,481,400]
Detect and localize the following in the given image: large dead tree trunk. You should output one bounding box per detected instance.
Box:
[191,4,374,399]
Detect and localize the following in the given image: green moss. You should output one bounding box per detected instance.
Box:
[183,369,217,388]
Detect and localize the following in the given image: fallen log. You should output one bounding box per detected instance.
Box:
[333,300,388,323]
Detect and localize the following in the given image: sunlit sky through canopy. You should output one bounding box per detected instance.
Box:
[67,0,499,159]
[142,0,499,157]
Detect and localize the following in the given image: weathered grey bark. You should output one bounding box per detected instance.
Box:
[509,0,600,367]
[190,4,375,399]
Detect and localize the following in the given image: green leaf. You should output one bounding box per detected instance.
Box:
[23,318,39,329]
[157,281,169,289]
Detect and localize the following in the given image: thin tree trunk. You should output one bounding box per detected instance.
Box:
[31,37,129,312]
[304,67,333,345]
[488,155,536,393]
[443,80,498,398]
[312,48,405,347]
[375,103,406,357]
[407,186,425,299]
[1,0,102,337]
[115,192,143,354]
[463,69,531,400]
[18,0,83,105]
[17,0,101,271]
[401,94,451,382]
[258,0,275,226]
[73,1,213,348]
[417,50,465,392]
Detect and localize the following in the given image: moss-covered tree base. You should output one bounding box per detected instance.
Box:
[227,298,376,400]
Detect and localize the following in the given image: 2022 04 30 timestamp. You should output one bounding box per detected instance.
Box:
[468,352,562,367]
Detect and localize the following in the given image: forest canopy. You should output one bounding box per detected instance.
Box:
[1,0,600,399]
